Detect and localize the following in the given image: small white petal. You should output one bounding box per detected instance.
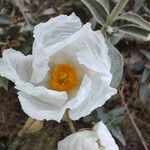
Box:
[0,49,33,83]
[94,122,119,150]
[31,13,82,83]
[58,121,119,150]
[58,131,99,150]
[18,91,67,122]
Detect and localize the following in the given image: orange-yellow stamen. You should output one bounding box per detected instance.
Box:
[49,64,78,92]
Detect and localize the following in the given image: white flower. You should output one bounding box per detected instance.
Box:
[58,121,119,150]
[0,13,117,122]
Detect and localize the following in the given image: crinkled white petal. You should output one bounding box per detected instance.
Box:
[69,72,117,120]
[18,91,67,122]
[58,130,99,150]
[33,13,82,47]
[15,81,68,108]
[94,122,119,150]
[58,121,118,150]
[0,49,33,83]
[31,13,82,83]
[77,31,112,85]
[68,31,117,120]
[67,74,92,109]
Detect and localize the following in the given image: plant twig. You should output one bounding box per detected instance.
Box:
[119,86,148,150]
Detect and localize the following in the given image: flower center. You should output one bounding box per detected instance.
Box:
[49,64,78,92]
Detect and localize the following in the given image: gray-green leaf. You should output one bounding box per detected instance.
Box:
[0,76,8,90]
[107,41,124,88]
[114,24,150,41]
[117,12,150,31]
[110,125,126,146]
[81,0,109,25]
[0,14,12,25]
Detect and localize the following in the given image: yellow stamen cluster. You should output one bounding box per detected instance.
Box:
[49,64,78,92]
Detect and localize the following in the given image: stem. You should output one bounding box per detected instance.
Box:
[107,0,129,26]
[64,111,76,133]
[119,87,148,150]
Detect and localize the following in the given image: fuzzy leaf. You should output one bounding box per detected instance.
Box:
[0,14,12,25]
[139,80,150,102]
[18,118,43,136]
[109,33,124,45]
[114,24,150,41]
[96,0,110,14]
[110,125,126,146]
[81,0,109,25]
[117,12,150,31]
[107,41,124,88]
[141,68,150,83]
[97,107,109,123]
[108,107,125,118]
[140,50,150,61]
[0,76,8,90]
[133,0,145,12]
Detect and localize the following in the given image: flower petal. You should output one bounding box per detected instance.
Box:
[33,13,82,47]
[77,31,112,85]
[68,30,117,120]
[58,130,99,150]
[69,72,117,120]
[94,121,119,150]
[0,49,33,83]
[15,81,68,108]
[67,75,92,109]
[18,91,67,122]
[58,121,119,150]
[31,13,82,83]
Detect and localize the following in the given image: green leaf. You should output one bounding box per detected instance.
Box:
[116,12,150,31]
[107,41,124,88]
[81,0,109,25]
[114,24,150,41]
[0,76,8,90]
